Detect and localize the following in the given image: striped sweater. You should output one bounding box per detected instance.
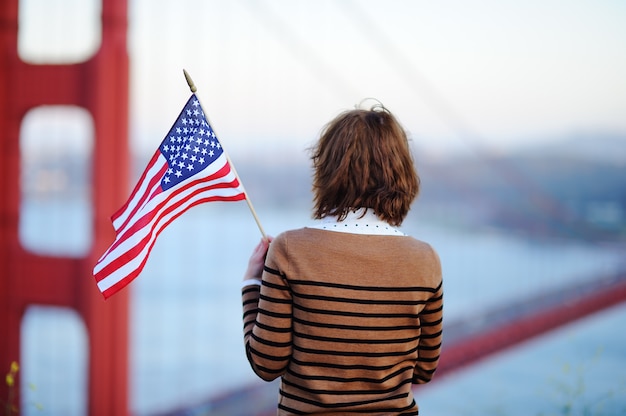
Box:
[242,227,443,415]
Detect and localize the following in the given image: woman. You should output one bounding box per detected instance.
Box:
[242,103,443,415]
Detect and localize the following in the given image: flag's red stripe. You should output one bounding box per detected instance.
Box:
[95,175,243,283]
[100,192,246,299]
[97,162,237,266]
[112,152,168,232]
[94,164,243,280]
[96,180,245,296]
[111,150,161,223]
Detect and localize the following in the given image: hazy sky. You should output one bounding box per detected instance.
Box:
[19,0,626,158]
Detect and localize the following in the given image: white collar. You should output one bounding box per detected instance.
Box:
[308,208,405,236]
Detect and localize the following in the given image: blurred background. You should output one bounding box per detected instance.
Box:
[7,0,626,414]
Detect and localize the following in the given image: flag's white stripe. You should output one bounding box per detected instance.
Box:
[113,152,231,239]
[96,177,244,292]
[93,155,239,275]
[97,188,244,292]
[112,153,168,231]
[97,184,244,293]
[95,159,170,264]
[111,152,163,226]
[95,181,244,292]
[94,169,241,279]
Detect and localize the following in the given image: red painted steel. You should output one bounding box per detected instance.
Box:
[0,1,130,414]
[436,273,626,379]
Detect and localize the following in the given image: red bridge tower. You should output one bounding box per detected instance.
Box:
[1,0,130,414]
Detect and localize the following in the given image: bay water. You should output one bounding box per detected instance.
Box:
[17,201,625,415]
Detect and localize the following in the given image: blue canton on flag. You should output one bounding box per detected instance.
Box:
[160,97,224,190]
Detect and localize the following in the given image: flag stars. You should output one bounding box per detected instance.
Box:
[158,97,227,190]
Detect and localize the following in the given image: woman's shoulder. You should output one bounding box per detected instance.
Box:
[271,227,325,247]
[273,227,311,239]
[406,235,440,257]
[268,227,312,248]
[403,235,438,251]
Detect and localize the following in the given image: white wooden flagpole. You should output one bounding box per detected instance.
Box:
[183,69,267,240]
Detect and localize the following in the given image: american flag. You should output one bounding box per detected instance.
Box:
[93,94,246,298]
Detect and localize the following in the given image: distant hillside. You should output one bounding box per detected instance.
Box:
[517,132,626,163]
[416,134,626,241]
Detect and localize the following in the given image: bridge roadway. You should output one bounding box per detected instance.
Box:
[155,269,626,416]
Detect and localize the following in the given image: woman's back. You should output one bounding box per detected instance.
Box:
[243,227,443,415]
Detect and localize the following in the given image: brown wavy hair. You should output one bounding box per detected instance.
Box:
[310,104,420,226]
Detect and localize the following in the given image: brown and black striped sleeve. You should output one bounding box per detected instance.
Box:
[413,278,443,384]
[242,242,293,381]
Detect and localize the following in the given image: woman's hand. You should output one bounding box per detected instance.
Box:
[243,237,273,282]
